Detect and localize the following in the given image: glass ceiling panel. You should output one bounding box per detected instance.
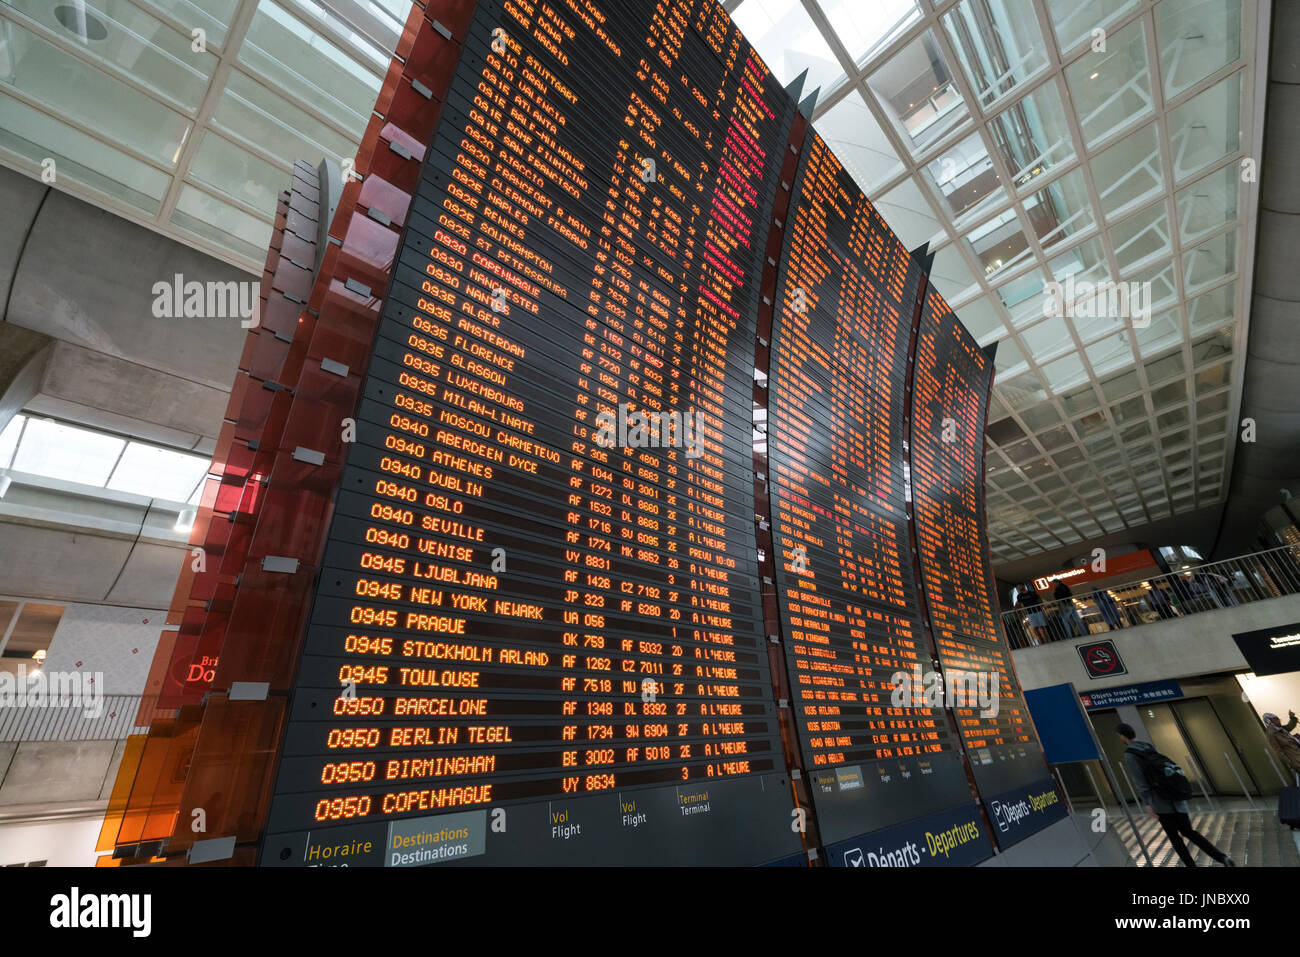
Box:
[922,131,1006,222]
[874,176,943,248]
[211,69,357,167]
[987,78,1075,190]
[0,96,170,213]
[734,0,845,99]
[1187,281,1236,335]
[133,0,239,47]
[239,0,381,134]
[1090,121,1163,221]
[1175,163,1241,244]
[813,89,902,192]
[866,29,970,156]
[1026,168,1094,251]
[815,0,920,69]
[171,184,273,261]
[2,0,215,111]
[107,442,209,502]
[187,130,286,215]
[943,0,1047,108]
[1064,19,1153,147]
[0,414,23,469]
[1155,0,1242,99]
[12,418,125,486]
[1182,231,1236,294]
[1167,71,1243,182]
[0,19,191,166]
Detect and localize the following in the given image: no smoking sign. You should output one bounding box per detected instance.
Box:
[1077,639,1127,679]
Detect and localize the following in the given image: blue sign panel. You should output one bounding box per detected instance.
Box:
[983,777,1067,848]
[1025,683,1101,763]
[825,803,993,868]
[1078,679,1183,710]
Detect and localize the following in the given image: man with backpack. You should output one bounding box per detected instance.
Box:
[1117,723,1236,867]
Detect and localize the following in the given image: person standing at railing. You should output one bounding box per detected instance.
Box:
[1052,580,1085,637]
[1018,583,1048,645]
[1091,587,1123,630]
[1146,582,1176,620]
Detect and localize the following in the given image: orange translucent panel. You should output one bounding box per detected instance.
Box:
[96,734,147,852]
[170,697,287,852]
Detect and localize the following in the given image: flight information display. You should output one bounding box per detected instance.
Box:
[261,0,807,867]
[765,132,975,847]
[910,288,1052,805]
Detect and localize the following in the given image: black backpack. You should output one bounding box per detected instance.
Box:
[1127,745,1194,801]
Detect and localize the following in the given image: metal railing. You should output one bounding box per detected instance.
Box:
[0,694,160,742]
[1001,544,1300,650]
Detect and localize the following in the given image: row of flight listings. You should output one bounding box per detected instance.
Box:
[257,0,1066,868]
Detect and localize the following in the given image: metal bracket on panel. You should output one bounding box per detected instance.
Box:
[262,556,299,574]
[389,140,413,160]
[321,357,349,378]
[283,293,305,304]
[187,836,237,865]
[411,78,433,99]
[293,447,325,466]
[768,634,780,644]
[762,575,773,585]
[273,328,293,343]
[229,682,270,701]
[262,380,285,392]
[806,848,818,862]
[431,19,452,40]
[367,207,392,227]
[344,278,372,298]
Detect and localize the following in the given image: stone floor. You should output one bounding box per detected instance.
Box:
[1108,799,1300,866]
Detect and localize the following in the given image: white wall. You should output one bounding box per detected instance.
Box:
[42,603,163,696]
[0,814,110,867]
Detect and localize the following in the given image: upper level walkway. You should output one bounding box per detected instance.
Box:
[1002,545,1300,650]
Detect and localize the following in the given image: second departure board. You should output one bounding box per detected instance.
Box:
[911,288,1062,839]
[261,0,806,866]
[766,132,975,848]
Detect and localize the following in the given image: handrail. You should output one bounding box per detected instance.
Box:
[0,694,162,742]
[1001,544,1300,649]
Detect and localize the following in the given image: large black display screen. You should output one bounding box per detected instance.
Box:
[261,0,805,867]
[765,133,976,848]
[911,287,1059,833]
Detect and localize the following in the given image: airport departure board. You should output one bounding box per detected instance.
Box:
[258,0,1062,867]
[765,133,975,847]
[261,0,806,866]
[910,288,1050,803]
